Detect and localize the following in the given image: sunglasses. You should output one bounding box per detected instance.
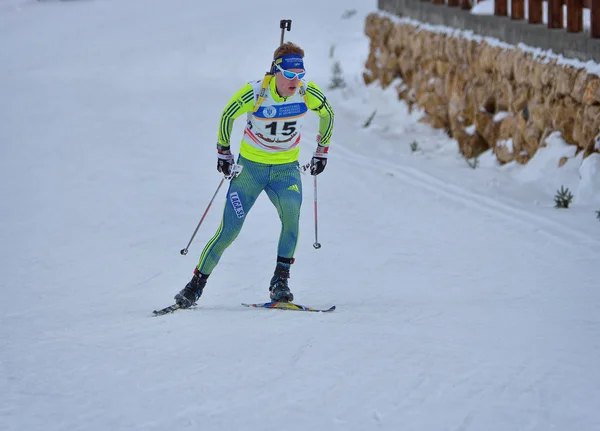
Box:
[274,63,306,80]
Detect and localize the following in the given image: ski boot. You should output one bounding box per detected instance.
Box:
[174,269,208,308]
[269,259,294,303]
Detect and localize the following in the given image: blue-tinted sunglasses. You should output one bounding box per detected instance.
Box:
[274,63,306,80]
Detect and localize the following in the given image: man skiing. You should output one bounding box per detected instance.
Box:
[174,42,335,308]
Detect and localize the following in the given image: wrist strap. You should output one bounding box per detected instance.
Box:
[217,143,230,152]
[314,146,329,158]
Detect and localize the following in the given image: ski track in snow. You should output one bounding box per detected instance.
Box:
[334,145,600,256]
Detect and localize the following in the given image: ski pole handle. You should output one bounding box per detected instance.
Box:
[298,162,311,174]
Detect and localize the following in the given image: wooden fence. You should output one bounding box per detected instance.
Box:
[424,0,600,38]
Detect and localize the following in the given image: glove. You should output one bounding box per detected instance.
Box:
[310,146,328,176]
[217,146,235,177]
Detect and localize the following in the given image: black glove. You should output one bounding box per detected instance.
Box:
[217,146,234,177]
[310,148,328,175]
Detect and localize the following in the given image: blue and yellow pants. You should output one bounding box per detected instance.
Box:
[196,155,303,275]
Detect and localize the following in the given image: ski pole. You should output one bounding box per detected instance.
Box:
[313,175,321,249]
[180,177,225,255]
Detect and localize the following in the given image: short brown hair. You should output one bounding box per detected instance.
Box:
[274,42,305,59]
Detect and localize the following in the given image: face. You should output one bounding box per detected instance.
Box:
[275,68,304,97]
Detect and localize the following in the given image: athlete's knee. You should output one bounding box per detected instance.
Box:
[280,220,300,238]
[280,208,300,227]
[216,229,241,249]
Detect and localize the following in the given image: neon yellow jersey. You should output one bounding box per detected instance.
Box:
[217,77,334,164]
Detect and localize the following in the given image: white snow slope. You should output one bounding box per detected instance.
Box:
[1,1,600,430]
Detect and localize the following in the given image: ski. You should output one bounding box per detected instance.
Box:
[241,301,336,313]
[153,301,336,316]
[152,303,184,316]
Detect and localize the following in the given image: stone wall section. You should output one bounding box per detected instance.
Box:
[364,13,600,163]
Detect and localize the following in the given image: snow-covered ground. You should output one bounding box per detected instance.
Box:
[1,1,599,430]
